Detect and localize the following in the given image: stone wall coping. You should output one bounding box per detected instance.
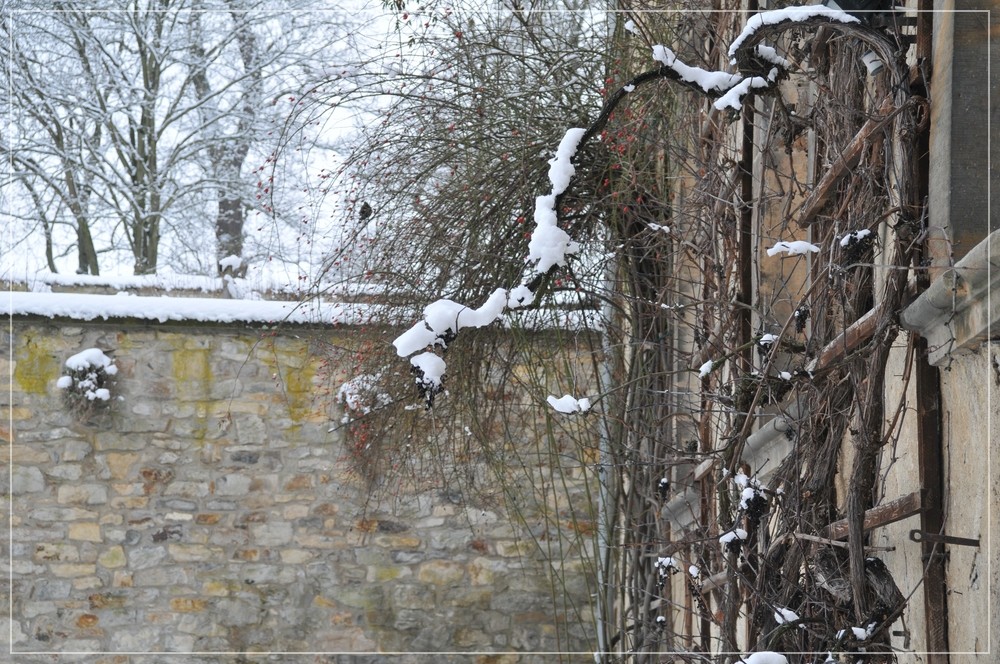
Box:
[3,289,383,327]
[3,289,602,332]
[900,229,1000,366]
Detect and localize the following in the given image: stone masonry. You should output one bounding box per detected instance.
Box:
[1,316,597,662]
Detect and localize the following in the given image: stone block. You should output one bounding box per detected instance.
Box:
[451,587,493,609]
[103,453,139,480]
[49,563,96,578]
[453,627,492,648]
[417,560,466,586]
[46,464,83,481]
[373,534,423,549]
[32,506,97,522]
[336,585,385,610]
[164,481,209,498]
[72,576,103,591]
[135,566,188,586]
[60,440,93,462]
[279,548,314,564]
[159,499,197,511]
[468,557,499,586]
[214,473,251,496]
[215,598,259,626]
[110,626,161,650]
[283,504,309,520]
[34,542,79,562]
[94,433,150,451]
[201,580,232,596]
[170,597,207,613]
[32,579,72,600]
[366,564,411,583]
[168,543,219,562]
[249,522,292,546]
[57,484,109,505]
[97,546,126,569]
[12,445,50,464]
[12,466,44,493]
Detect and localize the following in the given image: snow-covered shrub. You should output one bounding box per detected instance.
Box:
[57,348,118,421]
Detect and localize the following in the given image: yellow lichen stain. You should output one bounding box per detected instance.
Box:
[273,353,317,422]
[14,335,60,394]
[171,347,212,443]
[172,347,211,387]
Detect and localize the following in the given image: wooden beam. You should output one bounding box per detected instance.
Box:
[823,490,924,540]
[808,304,882,373]
[797,97,895,227]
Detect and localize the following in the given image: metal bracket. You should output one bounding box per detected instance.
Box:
[909,529,980,547]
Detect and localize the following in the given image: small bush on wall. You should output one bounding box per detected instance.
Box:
[57,348,118,423]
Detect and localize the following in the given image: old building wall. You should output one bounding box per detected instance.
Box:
[1,316,596,661]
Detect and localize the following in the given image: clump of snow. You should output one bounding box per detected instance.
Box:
[507,285,535,308]
[774,607,804,628]
[218,255,243,270]
[623,19,637,35]
[719,529,748,543]
[698,359,714,378]
[754,44,790,68]
[654,556,679,585]
[548,128,586,196]
[622,84,636,93]
[411,352,446,388]
[837,624,874,641]
[767,240,820,257]
[719,528,748,554]
[839,228,872,247]
[648,223,670,233]
[526,196,582,274]
[547,394,592,414]
[737,652,788,664]
[409,351,448,408]
[688,565,700,579]
[64,348,118,375]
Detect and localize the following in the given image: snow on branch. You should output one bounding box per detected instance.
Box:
[728,5,860,59]
[546,394,592,414]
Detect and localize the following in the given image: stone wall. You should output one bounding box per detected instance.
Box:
[1,317,597,662]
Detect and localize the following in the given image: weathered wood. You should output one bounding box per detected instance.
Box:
[797,97,895,227]
[808,303,882,373]
[823,490,924,540]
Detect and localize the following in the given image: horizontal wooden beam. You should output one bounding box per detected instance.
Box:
[797,96,895,227]
[823,490,924,540]
[808,303,882,373]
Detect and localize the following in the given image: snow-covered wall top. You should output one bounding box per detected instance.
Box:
[4,288,599,330]
[3,290,377,326]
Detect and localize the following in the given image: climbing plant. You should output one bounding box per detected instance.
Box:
[296,3,927,662]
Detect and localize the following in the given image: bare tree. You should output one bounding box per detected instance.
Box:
[2,0,344,276]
